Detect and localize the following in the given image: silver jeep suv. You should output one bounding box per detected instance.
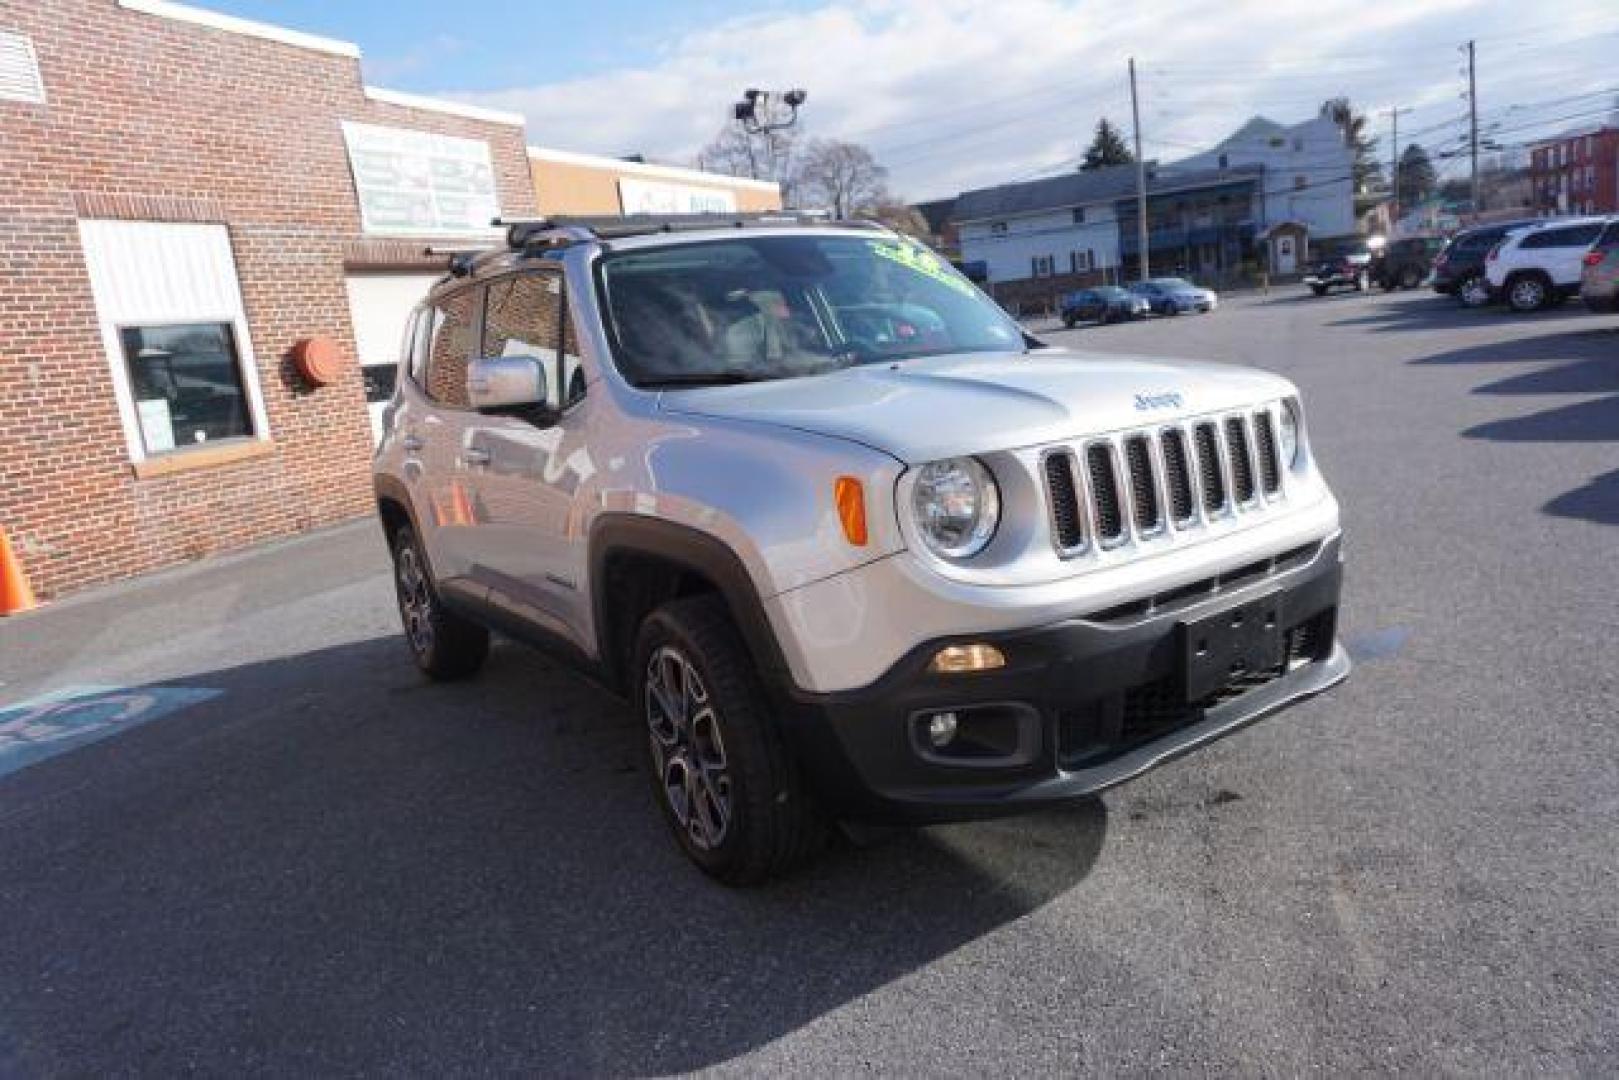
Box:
[374,214,1349,883]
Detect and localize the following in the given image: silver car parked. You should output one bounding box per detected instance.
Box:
[373,214,1349,883]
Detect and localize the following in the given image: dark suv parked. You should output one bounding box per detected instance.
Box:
[1430,219,1540,307]
[1372,237,1445,291]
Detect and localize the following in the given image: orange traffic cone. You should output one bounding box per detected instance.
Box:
[0,526,39,616]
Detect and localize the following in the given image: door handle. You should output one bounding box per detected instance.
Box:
[401,434,424,453]
[461,447,491,467]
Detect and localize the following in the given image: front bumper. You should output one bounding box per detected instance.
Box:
[783,536,1348,823]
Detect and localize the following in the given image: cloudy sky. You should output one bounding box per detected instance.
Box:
[213,0,1617,200]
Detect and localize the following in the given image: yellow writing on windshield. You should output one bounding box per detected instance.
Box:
[867,238,979,298]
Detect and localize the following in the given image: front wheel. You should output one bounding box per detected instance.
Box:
[1311,285,1328,297]
[391,525,488,680]
[636,596,824,884]
[1400,266,1423,289]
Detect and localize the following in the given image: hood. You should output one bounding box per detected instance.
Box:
[657,349,1294,463]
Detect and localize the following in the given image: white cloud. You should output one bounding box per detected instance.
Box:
[450,0,1619,200]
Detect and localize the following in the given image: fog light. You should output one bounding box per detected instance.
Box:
[927,711,959,748]
[928,643,1006,674]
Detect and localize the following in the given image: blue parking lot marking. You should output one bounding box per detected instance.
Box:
[0,685,222,779]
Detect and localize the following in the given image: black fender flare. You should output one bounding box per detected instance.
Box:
[588,513,793,695]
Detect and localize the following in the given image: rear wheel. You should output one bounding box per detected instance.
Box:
[1457,274,1492,308]
[1400,265,1423,289]
[635,595,824,884]
[1063,315,1077,329]
[1506,273,1550,313]
[391,525,488,680]
[1311,285,1328,297]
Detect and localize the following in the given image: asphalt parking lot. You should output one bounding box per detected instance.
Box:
[2,288,1616,1075]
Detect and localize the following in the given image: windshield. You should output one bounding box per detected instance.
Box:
[596,234,1024,386]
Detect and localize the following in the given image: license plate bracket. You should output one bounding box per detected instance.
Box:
[1177,591,1286,703]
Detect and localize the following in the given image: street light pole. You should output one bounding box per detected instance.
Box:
[1129,58,1149,282]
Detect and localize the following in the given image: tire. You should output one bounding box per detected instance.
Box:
[1505,273,1550,313]
[1380,276,1398,293]
[1457,274,1492,308]
[391,525,489,680]
[1400,265,1423,289]
[1311,285,1328,297]
[1063,315,1077,329]
[635,595,824,885]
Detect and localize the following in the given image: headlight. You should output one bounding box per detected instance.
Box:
[910,457,1000,558]
[1278,400,1301,466]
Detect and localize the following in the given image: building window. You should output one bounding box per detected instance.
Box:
[117,324,252,454]
[1292,137,1304,152]
[1294,175,1308,190]
[1071,207,1086,224]
[77,220,271,463]
[991,221,1008,235]
[1031,255,1054,278]
[0,30,46,104]
[1218,153,1229,169]
[1070,249,1093,273]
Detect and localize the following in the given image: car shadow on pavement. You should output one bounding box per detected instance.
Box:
[0,636,1107,1075]
[1405,328,1619,527]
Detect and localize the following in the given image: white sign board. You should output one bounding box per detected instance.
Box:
[342,121,500,237]
[618,177,737,216]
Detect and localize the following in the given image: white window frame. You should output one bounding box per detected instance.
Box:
[77,220,272,464]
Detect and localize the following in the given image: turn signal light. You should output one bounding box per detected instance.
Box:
[929,643,1007,674]
[834,476,868,546]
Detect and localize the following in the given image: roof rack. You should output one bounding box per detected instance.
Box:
[493,212,883,252]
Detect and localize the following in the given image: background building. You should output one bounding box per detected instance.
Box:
[527,147,782,216]
[0,0,539,599]
[1171,115,1357,241]
[1529,124,1619,216]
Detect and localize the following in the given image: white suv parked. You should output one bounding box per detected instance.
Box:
[1485,217,1609,312]
[373,214,1349,883]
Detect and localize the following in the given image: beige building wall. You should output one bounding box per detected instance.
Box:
[528,147,782,216]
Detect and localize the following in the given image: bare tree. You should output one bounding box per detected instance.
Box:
[793,138,889,218]
[856,199,929,239]
[695,124,798,202]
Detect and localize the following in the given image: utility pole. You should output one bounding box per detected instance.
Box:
[1387,106,1403,223]
[1129,58,1149,281]
[1466,40,1479,217]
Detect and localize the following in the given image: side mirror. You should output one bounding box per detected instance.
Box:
[467,356,550,412]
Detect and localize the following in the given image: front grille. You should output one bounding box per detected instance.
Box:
[1194,423,1226,511]
[1040,406,1287,558]
[1225,416,1255,504]
[1161,428,1196,522]
[1044,451,1084,551]
[1254,411,1282,494]
[1123,436,1161,532]
[1086,444,1124,543]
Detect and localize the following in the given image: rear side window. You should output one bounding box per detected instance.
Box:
[1522,224,1604,249]
[422,288,478,407]
[1594,221,1619,251]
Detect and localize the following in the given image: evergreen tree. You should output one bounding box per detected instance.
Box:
[1396,143,1438,210]
[1081,119,1134,171]
[1319,97,1383,194]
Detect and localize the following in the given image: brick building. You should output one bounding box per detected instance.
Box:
[0,0,539,599]
[1529,124,1619,216]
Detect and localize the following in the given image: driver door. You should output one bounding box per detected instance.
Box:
[458,267,595,651]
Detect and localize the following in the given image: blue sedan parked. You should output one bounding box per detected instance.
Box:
[1127,277,1218,315]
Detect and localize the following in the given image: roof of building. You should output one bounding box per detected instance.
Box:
[525,146,781,192]
[952,162,1263,223]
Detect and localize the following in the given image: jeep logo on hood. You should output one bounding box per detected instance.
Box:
[1134,392,1184,411]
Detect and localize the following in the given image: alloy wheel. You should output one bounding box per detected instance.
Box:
[645,645,732,851]
[396,545,434,654]
[1509,278,1546,312]
[1459,276,1491,307]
